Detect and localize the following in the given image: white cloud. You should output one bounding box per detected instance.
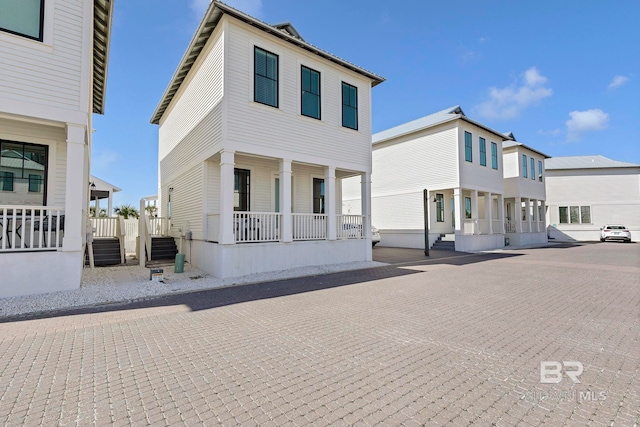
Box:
[475,67,553,120]
[608,75,629,89]
[565,109,609,141]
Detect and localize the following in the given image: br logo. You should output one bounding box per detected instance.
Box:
[540,361,583,384]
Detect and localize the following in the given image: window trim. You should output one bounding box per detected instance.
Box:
[559,205,591,224]
[436,193,444,222]
[253,46,279,108]
[464,131,473,162]
[0,139,48,204]
[0,0,45,42]
[300,65,321,120]
[491,142,498,170]
[341,81,358,130]
[479,137,487,166]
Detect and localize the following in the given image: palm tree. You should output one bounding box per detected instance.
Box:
[89,206,107,217]
[145,205,158,217]
[114,204,139,219]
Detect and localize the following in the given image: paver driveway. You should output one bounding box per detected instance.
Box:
[1,243,639,426]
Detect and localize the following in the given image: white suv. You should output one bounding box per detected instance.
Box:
[600,225,632,242]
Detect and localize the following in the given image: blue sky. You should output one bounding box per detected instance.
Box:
[92,0,640,208]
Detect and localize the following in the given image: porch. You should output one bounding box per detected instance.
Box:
[503,197,547,246]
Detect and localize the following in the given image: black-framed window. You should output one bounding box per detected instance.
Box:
[234,168,250,211]
[464,131,472,162]
[479,137,486,166]
[0,139,47,205]
[254,46,278,108]
[341,82,358,130]
[0,0,45,41]
[313,178,325,214]
[301,65,320,119]
[491,142,498,169]
[436,193,444,222]
[522,154,528,178]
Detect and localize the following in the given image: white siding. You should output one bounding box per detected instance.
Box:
[458,124,503,193]
[0,118,66,206]
[372,122,460,196]
[158,25,224,186]
[546,168,640,241]
[223,17,371,172]
[169,163,204,240]
[502,151,519,178]
[0,0,86,112]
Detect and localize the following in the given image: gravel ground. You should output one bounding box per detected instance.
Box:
[0,260,385,319]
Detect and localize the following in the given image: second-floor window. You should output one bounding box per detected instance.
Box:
[301,66,320,119]
[491,142,498,169]
[522,154,528,178]
[0,0,44,41]
[464,132,472,162]
[254,46,278,108]
[538,160,543,182]
[341,82,358,130]
[530,157,535,180]
[479,137,486,166]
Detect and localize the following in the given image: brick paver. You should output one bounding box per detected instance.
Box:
[1,243,639,426]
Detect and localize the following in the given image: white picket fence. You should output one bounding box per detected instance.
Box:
[123,219,138,254]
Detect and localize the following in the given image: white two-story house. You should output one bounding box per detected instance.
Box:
[150,1,384,278]
[502,136,550,246]
[343,106,509,252]
[0,0,113,297]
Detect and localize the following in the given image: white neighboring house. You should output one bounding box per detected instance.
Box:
[0,0,113,298]
[343,106,509,252]
[501,136,550,246]
[545,155,640,242]
[89,175,121,217]
[150,1,384,278]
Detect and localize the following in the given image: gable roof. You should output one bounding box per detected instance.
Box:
[150,0,385,124]
[92,0,114,114]
[545,155,640,170]
[502,140,551,159]
[373,105,512,145]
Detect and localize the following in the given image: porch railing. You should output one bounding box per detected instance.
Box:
[337,215,364,239]
[293,213,326,240]
[233,212,281,243]
[463,219,475,235]
[148,217,169,236]
[0,206,64,252]
[505,220,517,233]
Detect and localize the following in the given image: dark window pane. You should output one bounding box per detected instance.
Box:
[491,142,498,169]
[341,82,357,129]
[480,137,486,166]
[569,206,579,223]
[464,132,472,162]
[301,66,320,119]
[313,178,325,214]
[559,207,568,223]
[234,168,250,211]
[254,47,278,107]
[580,206,591,223]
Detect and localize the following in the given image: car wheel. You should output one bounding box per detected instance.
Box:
[600,238,605,242]
[372,242,377,247]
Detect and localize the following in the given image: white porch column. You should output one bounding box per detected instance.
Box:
[361,173,372,260]
[485,192,493,235]
[63,123,87,251]
[324,166,336,241]
[540,200,546,230]
[532,199,538,232]
[219,150,236,245]
[497,194,505,234]
[279,159,293,243]
[453,188,463,235]
[525,198,531,233]
[107,191,113,217]
[471,189,479,235]
[515,197,522,233]
[94,196,100,218]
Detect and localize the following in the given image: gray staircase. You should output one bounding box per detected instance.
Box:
[149,236,178,261]
[432,233,455,251]
[86,238,122,266]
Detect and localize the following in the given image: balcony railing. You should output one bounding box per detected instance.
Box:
[293,213,326,241]
[463,219,475,235]
[337,215,364,239]
[0,206,64,252]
